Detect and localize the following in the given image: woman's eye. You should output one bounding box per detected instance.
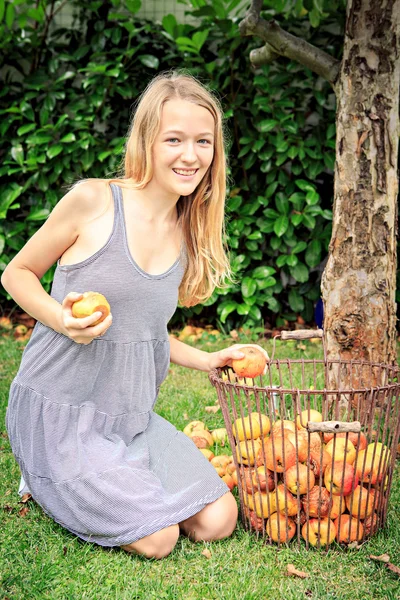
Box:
[198,139,211,145]
[167,138,179,143]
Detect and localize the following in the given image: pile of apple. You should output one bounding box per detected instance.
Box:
[183,420,238,491]
[232,408,391,546]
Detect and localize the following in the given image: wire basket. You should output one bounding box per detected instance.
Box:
[209,329,400,549]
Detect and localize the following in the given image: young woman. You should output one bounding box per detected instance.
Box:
[2,71,268,559]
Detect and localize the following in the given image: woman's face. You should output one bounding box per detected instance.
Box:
[151,98,215,199]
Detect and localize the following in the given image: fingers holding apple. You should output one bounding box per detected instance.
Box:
[210,344,269,378]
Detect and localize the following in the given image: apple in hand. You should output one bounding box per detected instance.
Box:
[71,291,110,326]
[232,346,267,378]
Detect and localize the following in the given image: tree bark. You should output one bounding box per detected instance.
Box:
[321,0,400,398]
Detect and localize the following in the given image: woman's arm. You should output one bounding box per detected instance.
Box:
[169,335,269,372]
[1,180,112,342]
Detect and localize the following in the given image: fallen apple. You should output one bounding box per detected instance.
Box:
[231,346,267,379]
[199,448,214,461]
[183,421,207,436]
[71,291,110,326]
[211,428,228,446]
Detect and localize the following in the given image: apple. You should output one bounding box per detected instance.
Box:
[325,437,356,465]
[302,485,332,518]
[183,420,207,436]
[309,432,322,454]
[363,512,379,537]
[367,443,392,471]
[236,438,262,466]
[211,428,228,446]
[221,473,235,490]
[253,491,277,519]
[71,291,110,326]
[286,463,315,495]
[271,419,296,434]
[282,429,309,462]
[232,346,268,378]
[354,449,381,485]
[189,428,213,449]
[296,408,323,430]
[274,484,298,516]
[199,448,214,461]
[266,512,296,543]
[324,461,359,496]
[305,449,331,478]
[334,514,364,543]
[302,517,336,547]
[252,465,275,492]
[244,507,264,532]
[263,436,297,472]
[329,493,346,519]
[233,412,270,441]
[240,466,257,494]
[323,431,368,451]
[345,485,376,519]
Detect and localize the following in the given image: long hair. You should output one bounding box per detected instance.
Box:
[110,70,233,307]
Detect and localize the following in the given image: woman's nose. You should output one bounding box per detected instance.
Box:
[181,142,197,162]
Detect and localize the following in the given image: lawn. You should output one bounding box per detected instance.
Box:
[1,333,399,600]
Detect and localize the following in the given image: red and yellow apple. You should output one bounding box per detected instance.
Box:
[345,484,375,519]
[266,512,296,543]
[233,412,270,441]
[324,461,359,496]
[302,485,332,518]
[71,291,111,326]
[334,514,364,543]
[236,438,262,466]
[302,517,336,547]
[325,437,356,465]
[296,408,323,430]
[263,436,297,473]
[232,346,268,379]
[286,463,315,495]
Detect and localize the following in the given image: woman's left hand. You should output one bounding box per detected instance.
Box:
[208,344,269,372]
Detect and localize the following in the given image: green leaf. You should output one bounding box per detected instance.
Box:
[47,145,63,159]
[0,233,4,255]
[0,0,4,23]
[252,265,276,279]
[305,189,320,205]
[288,289,305,312]
[259,119,278,133]
[162,13,177,38]
[126,0,141,14]
[219,301,237,323]
[276,255,287,268]
[292,241,307,254]
[17,123,36,136]
[289,262,309,283]
[237,303,250,316]
[256,276,276,290]
[295,179,316,192]
[26,208,50,221]
[192,29,209,51]
[11,145,24,166]
[249,305,262,321]
[5,2,14,28]
[138,55,159,69]
[291,213,303,226]
[305,239,322,267]
[241,277,257,298]
[60,133,76,143]
[286,254,298,267]
[274,215,289,237]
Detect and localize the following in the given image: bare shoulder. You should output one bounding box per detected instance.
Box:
[54,178,112,223]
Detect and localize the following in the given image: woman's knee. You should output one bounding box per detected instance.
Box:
[121,524,179,559]
[181,492,238,541]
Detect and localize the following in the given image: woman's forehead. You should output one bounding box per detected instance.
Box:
[160,98,215,133]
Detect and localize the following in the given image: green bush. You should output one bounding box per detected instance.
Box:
[0,0,343,329]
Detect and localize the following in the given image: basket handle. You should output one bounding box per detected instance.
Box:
[280,329,323,341]
[307,420,361,434]
[271,328,325,362]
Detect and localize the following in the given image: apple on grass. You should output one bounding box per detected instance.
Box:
[302,518,336,547]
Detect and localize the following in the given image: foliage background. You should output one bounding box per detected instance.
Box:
[1,0,346,330]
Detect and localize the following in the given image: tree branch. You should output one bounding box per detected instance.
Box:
[239,2,340,87]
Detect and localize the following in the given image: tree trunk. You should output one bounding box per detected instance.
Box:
[321,0,400,402]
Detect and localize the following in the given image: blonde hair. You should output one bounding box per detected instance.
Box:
[109,70,233,307]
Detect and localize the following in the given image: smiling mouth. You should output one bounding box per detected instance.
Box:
[173,168,198,176]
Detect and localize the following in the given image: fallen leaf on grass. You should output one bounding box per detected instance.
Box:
[18,506,29,517]
[201,548,212,559]
[3,505,13,513]
[370,554,390,563]
[20,493,32,504]
[286,564,308,578]
[370,554,400,576]
[205,406,220,413]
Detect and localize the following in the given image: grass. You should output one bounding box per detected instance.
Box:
[1,333,400,600]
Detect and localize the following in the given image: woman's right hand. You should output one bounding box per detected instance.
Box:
[59,292,113,344]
